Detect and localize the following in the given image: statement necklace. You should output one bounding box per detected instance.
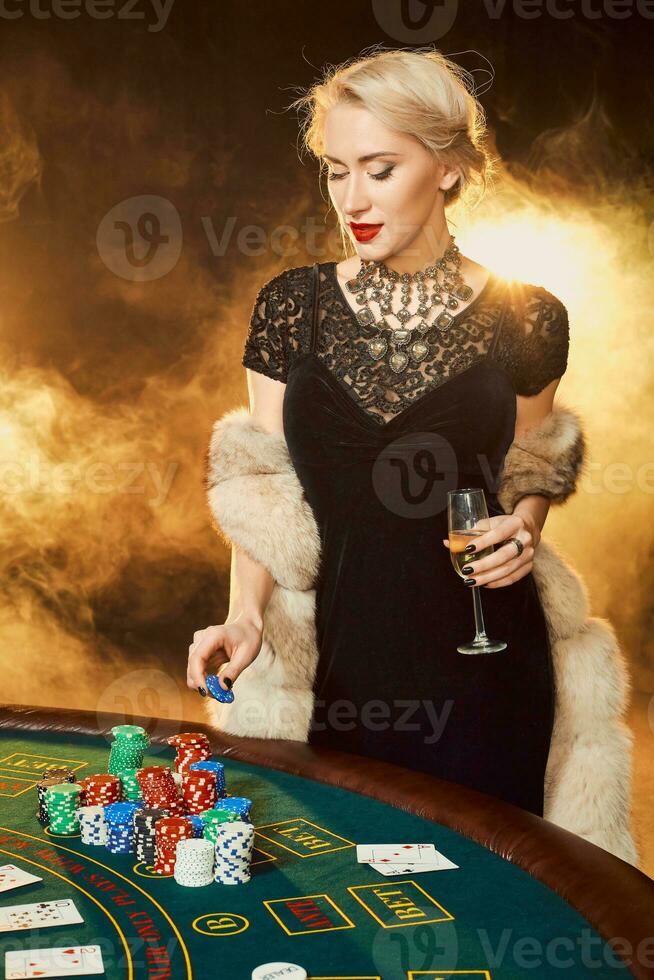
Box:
[343,236,475,375]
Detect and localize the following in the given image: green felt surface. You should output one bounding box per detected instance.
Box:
[0,729,630,979]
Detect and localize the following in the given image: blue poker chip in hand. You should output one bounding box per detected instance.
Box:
[206,673,235,703]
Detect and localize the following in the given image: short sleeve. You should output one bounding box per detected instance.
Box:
[241,271,288,382]
[499,284,569,396]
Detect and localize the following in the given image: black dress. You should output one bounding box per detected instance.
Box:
[242,261,570,817]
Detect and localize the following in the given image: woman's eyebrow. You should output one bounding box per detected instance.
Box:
[323,152,403,164]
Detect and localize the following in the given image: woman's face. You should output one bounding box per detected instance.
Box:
[323,102,457,263]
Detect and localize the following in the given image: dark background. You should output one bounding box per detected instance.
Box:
[0,0,652,740]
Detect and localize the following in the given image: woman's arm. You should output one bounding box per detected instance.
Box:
[224,366,287,626]
[187,368,286,692]
[224,544,274,632]
[510,376,562,548]
[440,375,565,588]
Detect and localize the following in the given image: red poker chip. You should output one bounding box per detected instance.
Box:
[79,774,122,806]
[167,732,210,746]
[137,765,169,779]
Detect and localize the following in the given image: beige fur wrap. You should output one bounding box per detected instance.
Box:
[204,402,639,867]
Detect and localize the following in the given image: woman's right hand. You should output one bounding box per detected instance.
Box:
[186,615,263,696]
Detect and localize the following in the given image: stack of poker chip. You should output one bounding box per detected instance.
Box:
[134,807,167,866]
[36,769,76,826]
[117,767,141,800]
[167,732,212,772]
[79,774,122,808]
[78,805,108,846]
[180,769,218,815]
[44,783,83,835]
[136,766,185,816]
[108,725,150,776]
[174,838,215,887]
[216,796,253,823]
[189,760,226,798]
[153,816,194,875]
[104,801,144,855]
[200,808,240,844]
[213,820,254,884]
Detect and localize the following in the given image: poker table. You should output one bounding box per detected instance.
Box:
[1,705,653,980]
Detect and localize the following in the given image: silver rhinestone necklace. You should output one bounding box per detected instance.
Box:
[343,236,475,375]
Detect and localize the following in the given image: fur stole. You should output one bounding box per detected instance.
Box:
[204,403,638,867]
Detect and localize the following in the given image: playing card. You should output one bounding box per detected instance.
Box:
[0,899,83,932]
[5,944,104,977]
[369,852,459,875]
[356,843,438,865]
[0,864,43,893]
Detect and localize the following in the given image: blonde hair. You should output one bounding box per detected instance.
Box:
[288,45,498,251]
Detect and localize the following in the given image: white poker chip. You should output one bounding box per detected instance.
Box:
[251,964,307,980]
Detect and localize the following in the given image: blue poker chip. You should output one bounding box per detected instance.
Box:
[206,674,235,703]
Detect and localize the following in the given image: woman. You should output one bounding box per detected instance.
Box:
[189,49,579,818]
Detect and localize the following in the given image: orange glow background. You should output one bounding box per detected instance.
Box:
[0,2,651,867]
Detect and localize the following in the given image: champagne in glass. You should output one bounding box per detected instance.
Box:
[449,529,494,578]
[447,488,508,655]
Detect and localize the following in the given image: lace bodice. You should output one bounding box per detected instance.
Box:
[241,262,569,425]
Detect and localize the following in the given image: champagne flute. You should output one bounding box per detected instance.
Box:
[447,488,508,655]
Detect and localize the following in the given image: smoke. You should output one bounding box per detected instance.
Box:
[1,38,652,734]
[451,94,654,689]
[0,51,246,724]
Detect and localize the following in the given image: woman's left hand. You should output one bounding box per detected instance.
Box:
[442,513,539,589]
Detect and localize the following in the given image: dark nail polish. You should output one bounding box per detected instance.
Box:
[462,565,474,574]
[464,578,476,586]
[197,686,206,697]
[223,677,233,689]
[465,544,476,553]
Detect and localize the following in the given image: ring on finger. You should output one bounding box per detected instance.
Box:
[507,536,524,558]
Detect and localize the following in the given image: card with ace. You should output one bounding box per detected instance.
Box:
[368,853,459,875]
[0,864,43,894]
[5,944,105,977]
[356,842,459,875]
[356,843,438,865]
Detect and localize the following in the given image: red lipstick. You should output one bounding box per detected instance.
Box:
[350,222,383,242]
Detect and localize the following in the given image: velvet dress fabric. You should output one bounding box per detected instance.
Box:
[204,262,639,866]
[283,326,553,817]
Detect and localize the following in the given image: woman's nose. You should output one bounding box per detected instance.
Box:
[341,174,371,217]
